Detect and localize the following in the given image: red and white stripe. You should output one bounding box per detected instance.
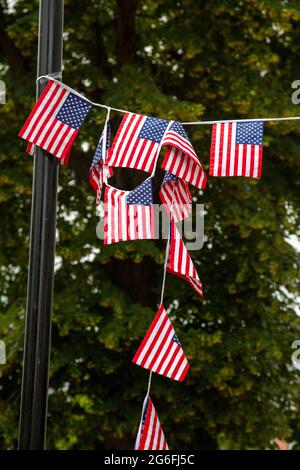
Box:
[162,129,199,162]
[89,165,113,205]
[104,186,155,244]
[19,81,77,161]
[159,178,192,222]
[132,305,190,382]
[106,113,161,173]
[167,220,203,297]
[135,397,169,450]
[210,122,263,178]
[26,142,70,165]
[162,147,207,189]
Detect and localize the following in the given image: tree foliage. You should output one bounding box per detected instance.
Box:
[0,0,300,450]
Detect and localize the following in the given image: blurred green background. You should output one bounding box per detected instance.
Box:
[0,0,300,450]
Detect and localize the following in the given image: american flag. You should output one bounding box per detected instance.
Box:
[106,113,171,173]
[132,304,190,382]
[167,220,203,297]
[209,121,264,178]
[159,172,192,222]
[19,80,93,161]
[135,396,169,450]
[161,121,207,189]
[104,178,155,244]
[89,123,113,203]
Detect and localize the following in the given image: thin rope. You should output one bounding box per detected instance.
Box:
[37,75,128,114]
[182,116,300,125]
[146,371,153,397]
[36,75,300,126]
[136,220,171,440]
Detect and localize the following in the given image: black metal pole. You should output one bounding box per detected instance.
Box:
[18,0,64,450]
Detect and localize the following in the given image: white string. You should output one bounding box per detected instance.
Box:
[182,116,300,125]
[36,75,300,126]
[37,75,128,114]
[136,220,171,441]
[38,71,62,80]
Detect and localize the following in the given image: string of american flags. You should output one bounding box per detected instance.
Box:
[18,77,300,450]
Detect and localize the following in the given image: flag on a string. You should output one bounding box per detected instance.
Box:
[132,304,190,382]
[89,123,113,203]
[209,121,264,178]
[167,220,203,297]
[19,80,93,161]
[104,178,155,244]
[135,396,169,450]
[161,121,207,189]
[159,172,192,222]
[106,113,170,173]
[107,114,207,189]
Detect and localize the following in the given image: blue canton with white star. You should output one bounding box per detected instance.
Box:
[162,172,178,186]
[138,116,170,143]
[236,121,264,146]
[91,123,111,168]
[126,179,153,206]
[172,334,181,346]
[170,121,189,141]
[57,92,93,130]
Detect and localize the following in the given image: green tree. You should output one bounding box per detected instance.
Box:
[0,0,299,450]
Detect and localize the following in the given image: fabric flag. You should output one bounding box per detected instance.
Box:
[19,80,93,161]
[132,304,190,382]
[104,178,155,244]
[107,113,207,189]
[159,172,192,222]
[106,113,171,173]
[135,396,168,450]
[26,142,70,165]
[167,219,203,297]
[161,121,207,189]
[89,123,113,203]
[209,120,264,178]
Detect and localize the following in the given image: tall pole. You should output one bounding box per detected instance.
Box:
[18,0,64,450]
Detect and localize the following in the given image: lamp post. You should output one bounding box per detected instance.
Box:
[18,0,64,450]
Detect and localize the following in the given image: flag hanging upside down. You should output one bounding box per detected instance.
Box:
[135,396,169,450]
[132,304,190,382]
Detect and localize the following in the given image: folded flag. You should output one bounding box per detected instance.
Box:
[135,396,169,450]
[209,121,264,178]
[104,178,155,244]
[167,219,203,297]
[89,122,113,203]
[106,113,171,173]
[106,114,207,190]
[159,172,192,222]
[132,304,190,382]
[161,121,207,189]
[19,80,93,161]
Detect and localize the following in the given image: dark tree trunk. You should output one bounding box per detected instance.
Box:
[116,0,139,71]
